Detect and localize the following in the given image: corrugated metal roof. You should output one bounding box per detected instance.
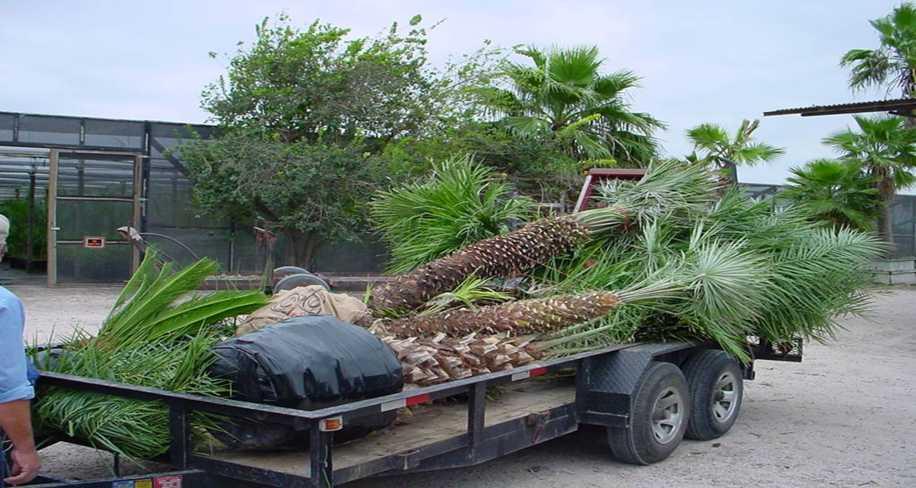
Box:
[764,98,916,117]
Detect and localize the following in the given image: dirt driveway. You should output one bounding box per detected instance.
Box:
[9,284,916,487]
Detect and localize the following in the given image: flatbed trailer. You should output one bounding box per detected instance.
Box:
[26,338,800,488]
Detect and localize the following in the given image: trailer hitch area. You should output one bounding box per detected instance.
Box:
[525,411,549,443]
[398,448,423,470]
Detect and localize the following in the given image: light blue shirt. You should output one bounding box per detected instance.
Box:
[0,286,33,403]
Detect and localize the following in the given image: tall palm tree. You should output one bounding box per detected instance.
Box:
[841,2,916,97]
[686,119,784,186]
[782,159,881,231]
[824,116,916,245]
[476,45,664,166]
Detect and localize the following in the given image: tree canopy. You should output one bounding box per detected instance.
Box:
[783,159,880,231]
[475,45,663,166]
[686,119,784,185]
[841,2,916,96]
[823,115,916,244]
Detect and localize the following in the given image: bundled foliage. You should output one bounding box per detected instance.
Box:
[32,251,268,460]
[540,187,881,360]
[370,161,881,364]
[371,156,535,273]
[33,331,226,460]
[371,159,717,312]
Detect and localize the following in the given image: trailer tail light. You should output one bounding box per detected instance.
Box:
[380,393,432,412]
[319,416,344,432]
[511,366,548,382]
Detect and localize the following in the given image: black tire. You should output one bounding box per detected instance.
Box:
[607,362,690,465]
[273,266,310,281]
[682,349,744,441]
[274,272,331,292]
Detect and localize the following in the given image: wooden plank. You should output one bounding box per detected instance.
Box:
[202,381,576,478]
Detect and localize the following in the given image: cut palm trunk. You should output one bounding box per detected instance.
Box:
[380,291,621,338]
[372,216,592,311]
[380,333,541,387]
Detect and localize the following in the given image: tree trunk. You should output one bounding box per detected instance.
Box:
[716,159,739,195]
[283,230,322,270]
[877,173,896,253]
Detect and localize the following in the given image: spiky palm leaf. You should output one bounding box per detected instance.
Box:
[476,45,664,164]
[99,250,268,348]
[841,3,916,95]
[371,156,534,274]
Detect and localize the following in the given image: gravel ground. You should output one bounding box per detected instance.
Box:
[8,284,916,487]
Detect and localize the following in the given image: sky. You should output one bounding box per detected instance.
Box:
[0,0,903,186]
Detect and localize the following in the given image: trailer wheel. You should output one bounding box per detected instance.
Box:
[274,272,331,292]
[607,361,690,465]
[682,350,743,441]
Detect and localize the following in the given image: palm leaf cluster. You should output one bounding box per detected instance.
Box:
[782,159,880,230]
[475,45,663,165]
[368,160,881,373]
[31,250,269,460]
[33,331,226,460]
[542,190,881,360]
[841,3,916,95]
[371,155,534,274]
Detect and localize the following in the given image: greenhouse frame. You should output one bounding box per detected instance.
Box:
[1,110,915,285]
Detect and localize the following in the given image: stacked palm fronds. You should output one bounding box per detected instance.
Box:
[371,159,717,312]
[368,159,881,380]
[32,250,269,460]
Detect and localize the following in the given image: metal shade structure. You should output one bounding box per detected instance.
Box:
[763,97,916,118]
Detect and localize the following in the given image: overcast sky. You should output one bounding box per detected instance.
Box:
[0,1,903,185]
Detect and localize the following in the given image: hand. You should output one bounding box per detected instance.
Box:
[4,446,41,486]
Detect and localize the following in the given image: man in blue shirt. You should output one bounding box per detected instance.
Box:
[0,285,41,486]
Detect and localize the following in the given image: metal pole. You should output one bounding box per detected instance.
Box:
[26,170,34,272]
[132,155,143,272]
[47,150,58,287]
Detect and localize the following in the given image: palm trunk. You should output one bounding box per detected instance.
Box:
[877,174,896,252]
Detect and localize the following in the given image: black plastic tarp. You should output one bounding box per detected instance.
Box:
[209,315,403,449]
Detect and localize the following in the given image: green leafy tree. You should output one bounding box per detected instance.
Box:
[182,134,377,268]
[824,115,916,245]
[782,159,881,230]
[186,15,498,267]
[382,122,579,203]
[202,15,460,144]
[686,119,784,185]
[841,2,916,97]
[475,45,663,166]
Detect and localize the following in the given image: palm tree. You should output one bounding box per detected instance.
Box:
[841,3,916,97]
[824,116,916,244]
[476,45,664,166]
[782,159,881,230]
[686,119,784,186]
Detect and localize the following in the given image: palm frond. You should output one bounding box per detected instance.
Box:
[371,155,535,273]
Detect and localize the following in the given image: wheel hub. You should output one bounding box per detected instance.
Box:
[651,386,683,444]
[712,371,738,422]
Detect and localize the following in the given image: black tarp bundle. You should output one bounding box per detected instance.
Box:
[209,315,403,449]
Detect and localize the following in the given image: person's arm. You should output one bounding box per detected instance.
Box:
[0,400,40,485]
[0,293,40,485]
